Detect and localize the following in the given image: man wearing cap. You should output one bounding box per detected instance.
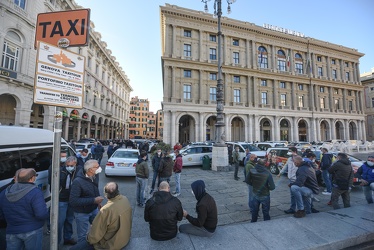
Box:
[277,146,299,214]
[179,180,217,237]
[356,156,374,204]
[0,168,49,250]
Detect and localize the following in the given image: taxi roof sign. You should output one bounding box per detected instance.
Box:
[35,9,90,49]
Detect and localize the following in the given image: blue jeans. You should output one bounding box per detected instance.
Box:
[175,173,181,193]
[247,184,253,213]
[136,177,147,205]
[251,195,270,222]
[151,169,158,190]
[6,227,43,250]
[58,201,74,244]
[288,180,296,211]
[322,169,332,193]
[74,209,98,242]
[70,238,94,250]
[290,185,312,213]
[363,183,374,204]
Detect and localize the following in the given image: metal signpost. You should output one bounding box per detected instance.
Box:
[34,9,89,249]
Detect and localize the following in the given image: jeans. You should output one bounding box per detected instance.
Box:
[322,170,332,193]
[6,227,43,250]
[151,169,158,191]
[251,195,270,222]
[331,186,351,209]
[290,185,312,213]
[75,209,98,242]
[58,201,74,244]
[175,172,181,193]
[247,184,253,213]
[362,183,374,204]
[288,180,296,211]
[70,238,94,250]
[179,224,215,237]
[136,177,148,205]
[95,155,103,165]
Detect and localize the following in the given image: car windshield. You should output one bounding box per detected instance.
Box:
[76,145,85,150]
[241,144,261,151]
[112,151,138,159]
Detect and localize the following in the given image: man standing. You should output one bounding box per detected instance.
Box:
[356,156,374,204]
[150,149,163,194]
[173,150,183,197]
[94,142,105,165]
[48,156,79,245]
[179,180,217,237]
[69,160,104,242]
[233,146,240,180]
[77,148,90,168]
[107,142,114,159]
[144,181,183,241]
[278,147,299,214]
[328,153,353,209]
[90,141,97,160]
[290,156,319,218]
[71,182,132,250]
[158,150,173,185]
[245,158,275,222]
[244,154,257,213]
[0,169,49,250]
[136,151,149,207]
[320,148,334,195]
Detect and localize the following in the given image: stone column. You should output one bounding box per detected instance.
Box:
[225,114,231,141]
[94,123,98,139]
[273,116,279,141]
[311,118,317,142]
[330,119,336,139]
[273,79,278,109]
[246,39,250,68]
[344,119,350,140]
[355,91,360,114]
[64,117,70,140]
[87,122,91,138]
[199,112,204,142]
[329,87,333,112]
[293,117,299,142]
[361,120,366,141]
[248,115,254,142]
[254,115,260,142]
[171,112,176,144]
[77,120,81,141]
[271,45,276,69]
[199,70,203,104]
[247,76,252,107]
[199,30,203,62]
[223,35,227,65]
[251,40,257,69]
[291,82,296,109]
[172,25,176,57]
[326,56,331,79]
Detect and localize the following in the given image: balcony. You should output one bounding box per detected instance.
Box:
[104,111,113,117]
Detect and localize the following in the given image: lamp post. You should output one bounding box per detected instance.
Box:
[201,0,236,171]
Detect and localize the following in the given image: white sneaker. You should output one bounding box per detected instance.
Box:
[173,193,181,197]
[312,197,320,202]
[322,192,331,195]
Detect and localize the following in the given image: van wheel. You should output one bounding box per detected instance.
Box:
[269,164,279,175]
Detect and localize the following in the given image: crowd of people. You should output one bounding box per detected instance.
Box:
[0,139,373,249]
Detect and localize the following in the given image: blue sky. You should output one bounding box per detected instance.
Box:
[76,0,374,113]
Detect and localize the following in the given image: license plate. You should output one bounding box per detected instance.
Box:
[118,163,131,167]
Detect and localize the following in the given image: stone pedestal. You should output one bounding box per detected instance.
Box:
[212,146,229,171]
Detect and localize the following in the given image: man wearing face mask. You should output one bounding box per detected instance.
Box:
[356,156,374,204]
[50,156,79,246]
[277,147,299,214]
[150,149,163,194]
[69,160,104,242]
[77,149,91,169]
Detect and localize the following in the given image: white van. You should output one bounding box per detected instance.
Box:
[226,142,266,165]
[0,126,75,202]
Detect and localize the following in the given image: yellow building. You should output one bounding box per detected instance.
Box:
[160,4,366,145]
[156,109,164,141]
[129,96,149,139]
[147,111,156,139]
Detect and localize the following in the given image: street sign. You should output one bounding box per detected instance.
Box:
[33,41,85,108]
[34,9,90,49]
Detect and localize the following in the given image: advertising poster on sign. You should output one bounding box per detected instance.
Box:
[33,41,85,108]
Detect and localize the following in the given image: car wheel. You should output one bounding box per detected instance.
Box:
[269,164,279,175]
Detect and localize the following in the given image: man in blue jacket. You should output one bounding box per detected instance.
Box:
[69,160,104,242]
[0,168,49,250]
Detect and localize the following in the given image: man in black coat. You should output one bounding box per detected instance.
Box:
[144,181,183,241]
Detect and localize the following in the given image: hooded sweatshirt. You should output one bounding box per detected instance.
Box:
[245,163,275,197]
[186,180,217,232]
[0,182,49,234]
[328,158,353,188]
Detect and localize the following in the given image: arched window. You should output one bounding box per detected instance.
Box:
[295,53,302,59]
[295,53,303,74]
[258,46,268,69]
[277,50,286,71]
[1,31,22,71]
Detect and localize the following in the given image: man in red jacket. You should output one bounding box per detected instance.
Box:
[173,150,183,197]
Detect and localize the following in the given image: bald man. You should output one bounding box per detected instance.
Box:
[0,168,49,250]
[71,182,132,250]
[144,181,183,241]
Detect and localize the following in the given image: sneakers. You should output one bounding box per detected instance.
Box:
[294,210,306,218]
[137,203,145,208]
[311,208,320,213]
[322,191,331,195]
[312,196,320,202]
[284,208,295,214]
[235,177,240,181]
[63,239,77,245]
[173,193,181,197]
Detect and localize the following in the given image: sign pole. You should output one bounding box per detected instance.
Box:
[50,107,62,250]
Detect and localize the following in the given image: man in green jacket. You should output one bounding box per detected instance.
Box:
[136,151,149,207]
[233,146,240,180]
[245,154,257,213]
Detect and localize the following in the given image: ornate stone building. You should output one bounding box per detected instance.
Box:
[361,68,374,141]
[129,96,149,139]
[0,0,132,140]
[160,4,366,145]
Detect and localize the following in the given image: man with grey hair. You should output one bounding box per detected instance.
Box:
[71,182,132,250]
[69,160,104,242]
[48,155,80,246]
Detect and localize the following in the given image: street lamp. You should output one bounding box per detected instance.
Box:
[201,0,236,170]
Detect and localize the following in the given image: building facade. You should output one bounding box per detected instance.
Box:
[0,0,132,140]
[129,96,149,139]
[156,109,164,141]
[361,68,374,141]
[160,4,366,145]
[147,111,156,139]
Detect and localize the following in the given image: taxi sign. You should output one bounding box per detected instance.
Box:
[35,9,90,49]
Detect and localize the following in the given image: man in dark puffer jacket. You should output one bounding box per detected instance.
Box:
[179,180,217,237]
[144,181,183,241]
[69,160,104,242]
